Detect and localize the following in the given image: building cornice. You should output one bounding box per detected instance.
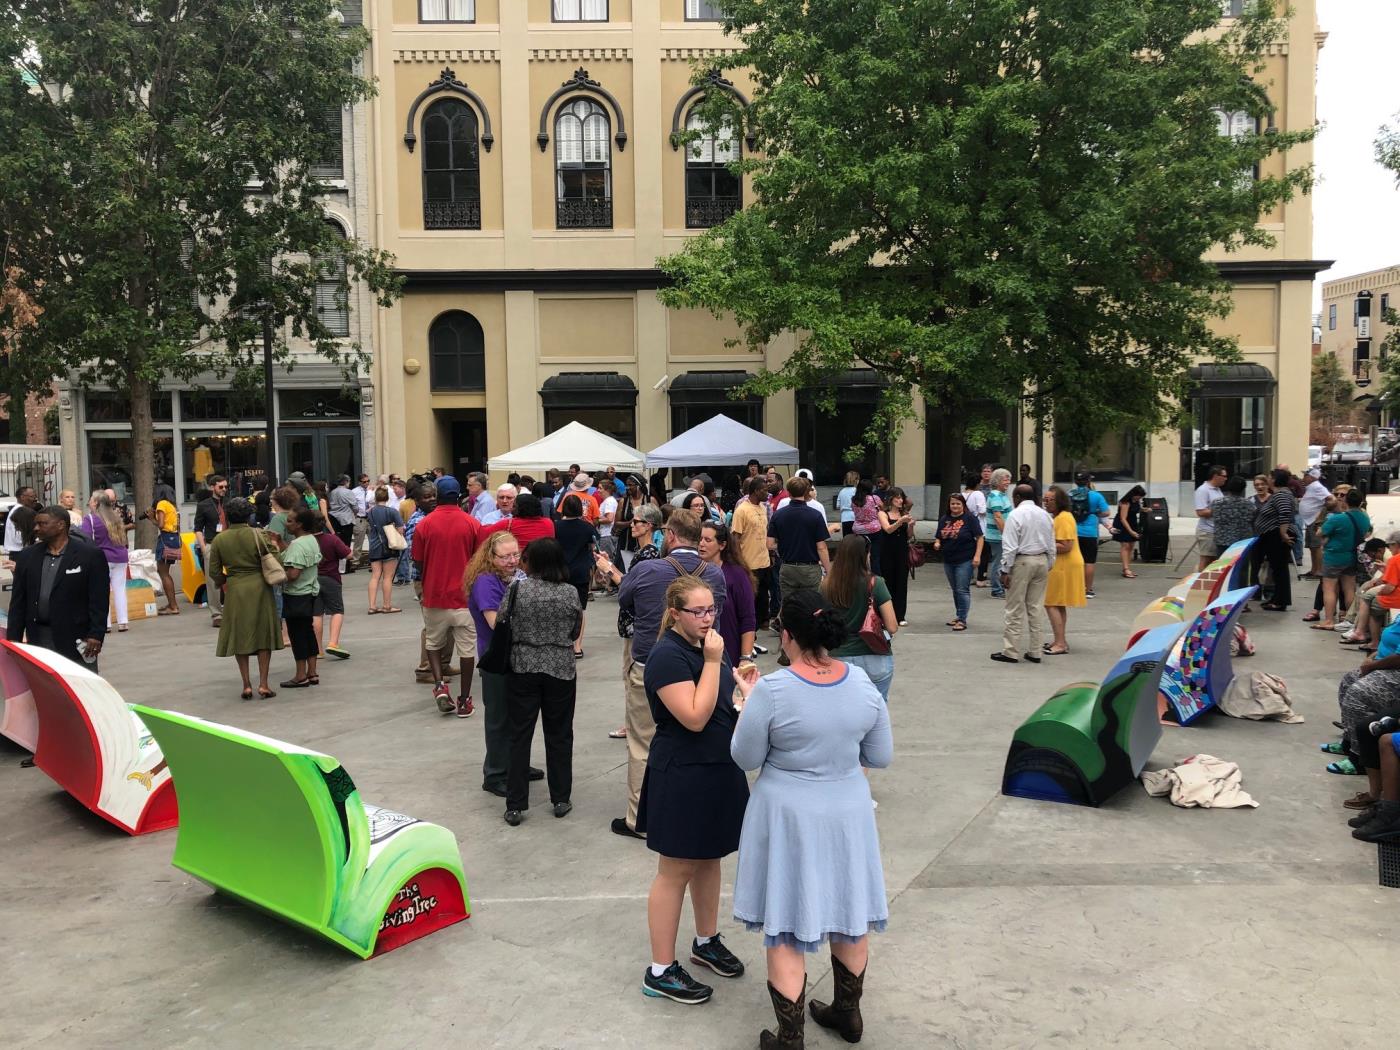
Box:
[400,260,1336,293]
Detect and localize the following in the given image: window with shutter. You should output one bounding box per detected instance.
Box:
[180,234,200,313]
[684,110,741,228]
[311,105,344,180]
[555,100,611,228]
[421,0,473,22]
[686,0,726,19]
[554,0,607,22]
[316,229,350,338]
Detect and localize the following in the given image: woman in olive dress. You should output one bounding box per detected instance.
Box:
[206,497,282,699]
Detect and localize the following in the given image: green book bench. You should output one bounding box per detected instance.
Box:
[134,706,470,958]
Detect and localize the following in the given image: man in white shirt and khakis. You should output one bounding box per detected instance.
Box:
[991,483,1056,665]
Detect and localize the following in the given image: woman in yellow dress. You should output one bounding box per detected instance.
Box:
[1042,486,1085,655]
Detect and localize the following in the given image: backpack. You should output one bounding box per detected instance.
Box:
[1070,487,1091,524]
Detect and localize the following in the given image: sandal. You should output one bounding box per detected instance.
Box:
[367,608,381,615]
[240,687,254,700]
[946,619,960,627]
[1045,646,1070,655]
[608,727,628,739]
[382,607,403,614]
[1260,604,1288,612]
[1320,741,1347,755]
[280,678,312,689]
[158,608,180,616]
[1339,634,1369,645]
[257,687,277,699]
[1310,623,1336,631]
[950,621,967,632]
[1121,571,1138,579]
[1301,612,1320,623]
[307,675,320,686]
[1326,758,1362,775]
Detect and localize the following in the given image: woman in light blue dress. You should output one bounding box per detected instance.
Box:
[731,589,893,1049]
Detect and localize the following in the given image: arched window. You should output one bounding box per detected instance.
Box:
[315,224,350,338]
[1213,107,1259,184]
[423,98,481,229]
[555,99,612,229]
[684,109,741,228]
[430,311,486,391]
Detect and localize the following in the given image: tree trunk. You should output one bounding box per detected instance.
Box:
[8,372,28,444]
[130,372,157,549]
[937,405,965,518]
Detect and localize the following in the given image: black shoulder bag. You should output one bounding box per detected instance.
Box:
[478,581,518,676]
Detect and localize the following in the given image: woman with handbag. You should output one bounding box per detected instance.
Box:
[205,497,282,699]
[149,482,182,615]
[279,507,323,689]
[493,537,582,826]
[366,485,406,614]
[878,487,916,626]
[820,535,899,701]
[931,490,984,633]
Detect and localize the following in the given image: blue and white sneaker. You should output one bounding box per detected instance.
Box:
[643,962,713,1004]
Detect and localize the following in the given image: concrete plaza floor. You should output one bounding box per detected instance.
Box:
[3,532,1398,1049]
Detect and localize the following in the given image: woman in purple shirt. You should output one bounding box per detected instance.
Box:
[700,521,756,663]
[83,490,130,632]
[466,531,526,795]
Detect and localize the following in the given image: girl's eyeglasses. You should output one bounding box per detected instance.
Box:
[680,606,717,618]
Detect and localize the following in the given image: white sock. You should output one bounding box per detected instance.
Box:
[695,934,713,947]
[650,962,671,977]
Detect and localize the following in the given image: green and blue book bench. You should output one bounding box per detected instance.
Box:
[134,706,470,958]
[1002,624,1180,807]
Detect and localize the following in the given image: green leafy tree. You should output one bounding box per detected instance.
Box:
[0,1,401,542]
[1378,112,1400,184]
[1310,351,1354,442]
[660,0,1314,485]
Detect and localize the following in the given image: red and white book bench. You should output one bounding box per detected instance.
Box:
[0,640,178,835]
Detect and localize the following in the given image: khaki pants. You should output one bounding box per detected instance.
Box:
[351,516,369,558]
[1001,554,1050,660]
[779,562,823,604]
[623,643,656,831]
[200,539,222,620]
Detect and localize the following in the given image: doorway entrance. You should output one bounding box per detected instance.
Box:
[280,427,362,483]
[432,409,486,485]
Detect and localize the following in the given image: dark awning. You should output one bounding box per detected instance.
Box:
[796,368,888,405]
[1188,363,1276,398]
[667,371,761,405]
[539,371,638,409]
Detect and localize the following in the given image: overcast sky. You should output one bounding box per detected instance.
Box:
[1312,0,1400,307]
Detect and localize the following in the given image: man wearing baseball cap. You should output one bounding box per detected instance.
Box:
[411,473,483,718]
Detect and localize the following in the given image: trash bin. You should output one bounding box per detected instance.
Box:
[1322,463,1347,489]
[1138,497,1170,563]
[1352,464,1375,492]
[1372,464,1394,495]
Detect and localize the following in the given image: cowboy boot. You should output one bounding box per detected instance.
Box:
[760,981,805,1049]
[809,955,865,1043]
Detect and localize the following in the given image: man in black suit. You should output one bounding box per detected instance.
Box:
[6,506,110,671]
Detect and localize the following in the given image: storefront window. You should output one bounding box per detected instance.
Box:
[87,432,176,505]
[183,433,269,497]
[1180,396,1273,485]
[84,392,173,423]
[180,390,266,423]
[1053,427,1144,483]
[924,401,1016,484]
[543,406,635,447]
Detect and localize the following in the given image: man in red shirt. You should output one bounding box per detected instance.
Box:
[411,475,482,718]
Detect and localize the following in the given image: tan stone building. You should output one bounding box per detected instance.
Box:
[368,0,1326,514]
[1320,264,1400,395]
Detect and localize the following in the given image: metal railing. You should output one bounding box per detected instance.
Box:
[556,197,613,229]
[424,199,483,230]
[686,195,741,229]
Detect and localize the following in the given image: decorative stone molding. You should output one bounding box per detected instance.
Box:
[662,48,741,62]
[530,48,632,62]
[394,49,499,64]
[670,68,755,152]
[403,68,495,154]
[536,68,628,152]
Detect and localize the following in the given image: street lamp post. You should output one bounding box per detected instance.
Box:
[263,311,278,483]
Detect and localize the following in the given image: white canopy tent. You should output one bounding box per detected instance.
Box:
[646,414,799,469]
[486,421,646,474]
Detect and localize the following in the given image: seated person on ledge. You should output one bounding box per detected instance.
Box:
[1352,722,1400,843]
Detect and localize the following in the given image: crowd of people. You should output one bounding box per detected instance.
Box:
[10,451,1400,1041]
